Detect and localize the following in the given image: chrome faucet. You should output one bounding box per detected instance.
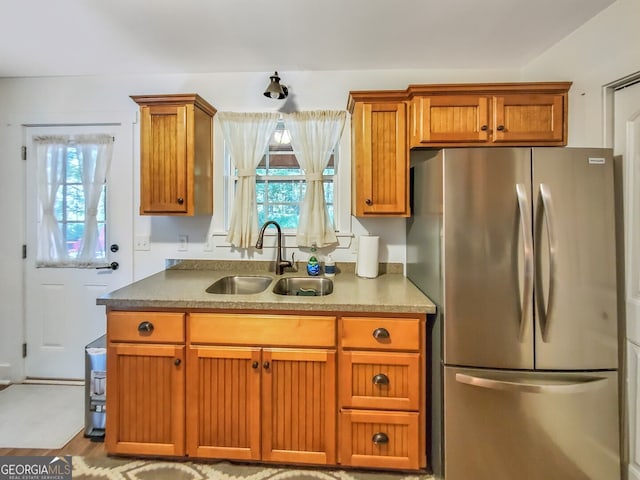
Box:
[256,220,293,275]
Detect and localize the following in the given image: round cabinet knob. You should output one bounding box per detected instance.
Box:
[372,373,390,386]
[480,125,489,131]
[174,359,181,366]
[372,432,389,445]
[137,321,154,333]
[252,361,259,369]
[263,361,270,370]
[497,125,505,131]
[177,197,184,205]
[365,199,373,206]
[372,327,390,340]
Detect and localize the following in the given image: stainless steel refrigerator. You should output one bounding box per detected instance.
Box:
[406,147,620,480]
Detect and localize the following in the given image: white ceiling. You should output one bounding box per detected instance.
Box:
[0,0,616,78]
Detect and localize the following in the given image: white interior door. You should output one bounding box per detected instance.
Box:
[24,124,133,380]
[615,81,640,480]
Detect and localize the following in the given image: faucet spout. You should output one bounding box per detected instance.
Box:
[256,221,293,275]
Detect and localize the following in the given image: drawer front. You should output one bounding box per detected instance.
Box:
[190,313,336,347]
[341,317,420,351]
[340,410,420,470]
[108,311,185,343]
[340,351,420,410]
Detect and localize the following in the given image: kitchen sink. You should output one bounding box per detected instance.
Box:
[206,275,272,295]
[272,277,333,296]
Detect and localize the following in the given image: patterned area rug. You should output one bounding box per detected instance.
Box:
[72,457,435,480]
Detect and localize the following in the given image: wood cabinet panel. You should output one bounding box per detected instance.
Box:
[108,311,185,343]
[187,346,261,460]
[132,94,215,216]
[106,343,185,456]
[190,313,336,347]
[340,351,420,410]
[341,317,420,351]
[262,348,336,465]
[350,100,409,217]
[412,95,489,144]
[340,410,420,470]
[493,93,565,143]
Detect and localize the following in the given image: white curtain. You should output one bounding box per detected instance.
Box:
[35,136,68,265]
[35,134,114,267]
[218,112,280,248]
[283,110,346,247]
[75,134,114,264]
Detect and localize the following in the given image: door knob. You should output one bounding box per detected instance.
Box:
[96,262,119,270]
[110,244,119,253]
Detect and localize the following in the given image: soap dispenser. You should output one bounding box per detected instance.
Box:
[306,244,320,276]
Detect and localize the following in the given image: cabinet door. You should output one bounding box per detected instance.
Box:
[262,348,336,465]
[106,343,185,456]
[412,95,490,145]
[492,93,565,144]
[352,102,408,216]
[140,104,189,214]
[186,346,261,460]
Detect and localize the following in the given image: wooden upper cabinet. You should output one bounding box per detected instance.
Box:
[408,82,571,147]
[131,94,216,216]
[349,94,410,217]
[411,95,490,144]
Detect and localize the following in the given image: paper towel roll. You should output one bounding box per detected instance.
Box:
[356,235,379,278]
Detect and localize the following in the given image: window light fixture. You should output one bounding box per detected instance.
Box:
[263,71,288,100]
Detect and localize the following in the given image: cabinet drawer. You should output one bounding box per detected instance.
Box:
[190,313,336,347]
[108,311,185,343]
[340,351,420,410]
[340,410,420,470]
[341,317,420,351]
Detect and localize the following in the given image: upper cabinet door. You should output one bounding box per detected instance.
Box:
[132,94,216,216]
[351,101,409,217]
[140,104,189,214]
[492,93,565,144]
[411,95,490,146]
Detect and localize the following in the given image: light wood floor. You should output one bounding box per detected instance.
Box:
[0,430,106,457]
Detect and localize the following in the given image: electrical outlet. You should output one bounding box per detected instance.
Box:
[178,234,188,252]
[134,235,150,251]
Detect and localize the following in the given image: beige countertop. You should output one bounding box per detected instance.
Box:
[97,260,436,314]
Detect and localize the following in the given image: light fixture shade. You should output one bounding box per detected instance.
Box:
[264,71,288,99]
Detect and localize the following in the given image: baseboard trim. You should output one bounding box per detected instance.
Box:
[23,378,84,386]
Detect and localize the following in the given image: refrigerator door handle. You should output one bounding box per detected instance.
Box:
[455,372,608,395]
[515,184,534,342]
[537,183,557,342]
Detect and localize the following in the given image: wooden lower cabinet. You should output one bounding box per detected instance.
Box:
[106,343,186,456]
[106,310,425,471]
[187,345,336,465]
[340,410,420,470]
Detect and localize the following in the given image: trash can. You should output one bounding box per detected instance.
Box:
[85,335,106,440]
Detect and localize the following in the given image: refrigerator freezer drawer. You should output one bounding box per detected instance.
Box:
[444,366,620,480]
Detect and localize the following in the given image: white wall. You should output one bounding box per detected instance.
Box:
[522,0,640,147]
[0,67,520,381]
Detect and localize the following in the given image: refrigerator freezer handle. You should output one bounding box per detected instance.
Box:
[538,183,557,342]
[455,372,608,395]
[516,184,534,342]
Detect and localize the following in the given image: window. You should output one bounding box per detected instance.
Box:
[57,146,106,260]
[34,134,113,267]
[226,121,336,230]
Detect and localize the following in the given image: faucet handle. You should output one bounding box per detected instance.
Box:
[289,252,297,271]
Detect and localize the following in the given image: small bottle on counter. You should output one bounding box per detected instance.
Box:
[306,244,321,276]
[324,254,336,277]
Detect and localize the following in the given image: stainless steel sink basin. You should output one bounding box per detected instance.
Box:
[206,275,272,295]
[272,277,333,296]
